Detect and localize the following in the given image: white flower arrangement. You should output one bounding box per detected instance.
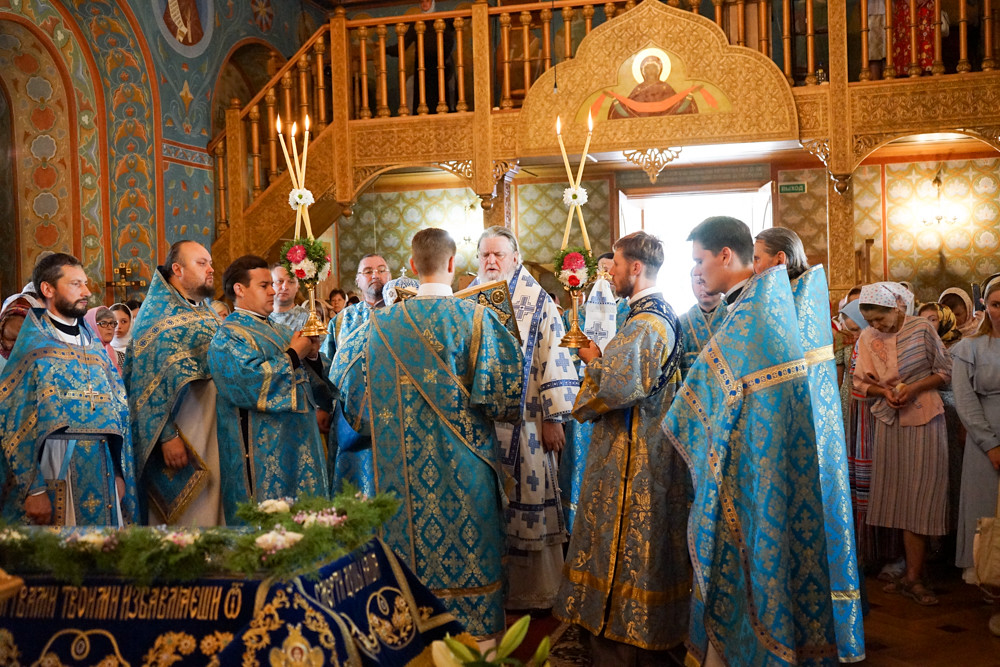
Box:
[290,258,318,281]
[76,532,110,550]
[559,268,589,289]
[255,525,304,554]
[258,498,292,514]
[293,508,347,529]
[288,188,315,210]
[0,528,25,542]
[162,531,197,548]
[563,186,588,207]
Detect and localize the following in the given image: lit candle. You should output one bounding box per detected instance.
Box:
[301,115,310,186]
[290,121,303,189]
[555,115,576,187]
[575,111,593,186]
[275,116,300,189]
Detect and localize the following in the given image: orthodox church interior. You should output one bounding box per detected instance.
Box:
[3,0,1000,663]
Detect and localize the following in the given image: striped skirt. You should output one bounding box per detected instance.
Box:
[849,395,902,565]
[867,413,949,536]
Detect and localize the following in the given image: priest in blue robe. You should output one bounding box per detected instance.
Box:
[321,254,392,497]
[329,228,523,639]
[663,263,840,667]
[753,227,865,663]
[0,253,138,526]
[208,255,329,523]
[125,241,224,525]
[555,232,690,660]
[677,269,727,379]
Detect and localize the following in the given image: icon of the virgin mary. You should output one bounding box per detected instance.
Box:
[608,50,698,118]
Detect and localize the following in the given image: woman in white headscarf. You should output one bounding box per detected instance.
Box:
[854,281,952,606]
[109,303,132,369]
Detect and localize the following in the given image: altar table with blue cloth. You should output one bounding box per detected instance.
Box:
[0,538,469,666]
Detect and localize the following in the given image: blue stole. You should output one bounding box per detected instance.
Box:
[0,309,138,524]
[663,267,839,666]
[124,271,221,522]
[500,266,545,466]
[790,266,865,662]
[560,304,591,529]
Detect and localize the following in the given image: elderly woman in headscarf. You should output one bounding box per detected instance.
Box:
[85,306,121,374]
[0,299,32,377]
[854,281,952,606]
[940,287,984,339]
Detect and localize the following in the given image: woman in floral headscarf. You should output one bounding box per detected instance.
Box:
[940,287,984,339]
[918,302,962,349]
[854,282,952,606]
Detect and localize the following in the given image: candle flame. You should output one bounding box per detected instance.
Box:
[305,115,311,131]
[556,115,561,135]
[587,111,593,132]
[291,122,297,137]
[276,115,282,133]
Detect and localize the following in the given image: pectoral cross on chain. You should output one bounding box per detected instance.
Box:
[105,262,146,303]
[79,387,102,410]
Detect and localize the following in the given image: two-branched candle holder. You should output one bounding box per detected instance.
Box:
[277,114,329,338]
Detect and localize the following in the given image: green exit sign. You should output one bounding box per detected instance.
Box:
[779,183,807,194]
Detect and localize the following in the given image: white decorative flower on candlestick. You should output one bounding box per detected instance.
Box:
[288,188,315,210]
[563,186,589,208]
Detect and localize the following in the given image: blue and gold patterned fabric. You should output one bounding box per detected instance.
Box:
[322,301,378,497]
[208,312,329,523]
[663,266,839,666]
[329,295,523,638]
[677,301,727,379]
[559,304,591,530]
[124,270,221,522]
[555,292,691,651]
[789,266,865,663]
[0,309,138,525]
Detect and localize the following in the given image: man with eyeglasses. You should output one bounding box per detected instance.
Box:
[473,225,578,616]
[322,254,392,498]
[0,253,138,527]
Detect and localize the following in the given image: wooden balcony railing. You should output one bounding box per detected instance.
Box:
[209,0,1000,238]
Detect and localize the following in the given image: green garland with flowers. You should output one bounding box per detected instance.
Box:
[279,237,332,287]
[0,488,397,587]
[553,246,597,293]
